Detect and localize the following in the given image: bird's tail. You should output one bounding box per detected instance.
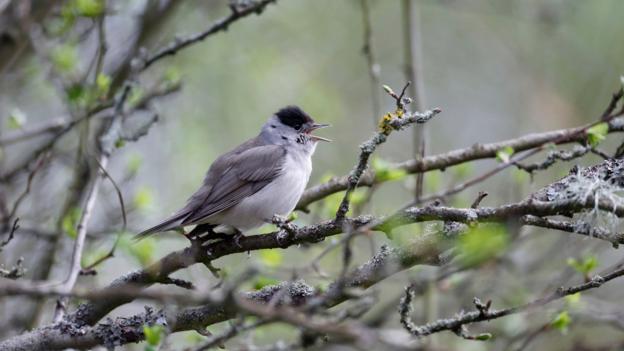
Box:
[133,213,186,241]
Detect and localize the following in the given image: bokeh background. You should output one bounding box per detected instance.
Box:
[1,0,624,350]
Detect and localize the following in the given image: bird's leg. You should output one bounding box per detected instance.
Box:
[271,214,298,246]
[229,228,244,248]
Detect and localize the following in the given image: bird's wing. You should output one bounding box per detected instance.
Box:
[179,144,287,225]
[135,143,286,239]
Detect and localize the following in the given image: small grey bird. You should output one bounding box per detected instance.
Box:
[136,106,329,243]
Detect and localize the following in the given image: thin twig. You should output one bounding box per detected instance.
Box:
[400,266,624,337]
[140,0,277,71]
[0,218,19,252]
[359,0,381,124]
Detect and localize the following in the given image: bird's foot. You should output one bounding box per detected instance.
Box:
[203,261,221,278]
[229,229,244,248]
[186,224,230,248]
[271,215,298,246]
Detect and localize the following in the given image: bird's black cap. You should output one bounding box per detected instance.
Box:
[276,106,313,129]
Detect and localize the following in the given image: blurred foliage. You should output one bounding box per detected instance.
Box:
[7,108,26,130]
[61,207,82,239]
[372,157,407,182]
[567,255,598,277]
[496,146,515,163]
[252,276,280,290]
[51,44,78,74]
[586,122,609,147]
[142,324,164,351]
[551,310,571,335]
[119,233,155,267]
[134,186,154,213]
[259,249,283,268]
[458,224,509,267]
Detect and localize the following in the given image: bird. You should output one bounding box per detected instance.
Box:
[135,106,330,246]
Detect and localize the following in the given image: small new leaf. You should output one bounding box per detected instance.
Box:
[252,276,280,290]
[382,85,394,95]
[75,0,105,17]
[259,249,283,268]
[163,67,181,87]
[62,207,82,238]
[496,146,514,163]
[586,122,609,147]
[7,109,27,130]
[133,187,154,211]
[96,73,111,96]
[475,333,493,341]
[458,224,509,267]
[372,158,407,181]
[51,45,78,73]
[551,310,571,334]
[143,324,164,346]
[565,292,581,305]
[567,256,598,275]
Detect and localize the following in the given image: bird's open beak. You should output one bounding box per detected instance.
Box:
[306,123,331,142]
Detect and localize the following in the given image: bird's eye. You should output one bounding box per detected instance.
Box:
[294,124,302,130]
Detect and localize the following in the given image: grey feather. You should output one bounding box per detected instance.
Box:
[182,144,286,224]
[136,138,286,238]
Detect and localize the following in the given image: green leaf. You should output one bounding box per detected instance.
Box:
[496,146,514,163]
[372,158,407,182]
[565,292,581,306]
[49,4,77,35]
[7,108,27,130]
[163,66,181,87]
[143,324,164,346]
[252,276,280,290]
[128,87,145,107]
[133,187,154,211]
[349,188,369,206]
[131,238,155,267]
[62,207,82,238]
[114,138,126,149]
[458,224,508,267]
[587,122,609,147]
[126,153,143,176]
[566,256,598,275]
[75,0,105,17]
[66,84,94,107]
[51,45,78,73]
[551,310,571,334]
[96,73,111,96]
[475,333,493,341]
[259,249,283,268]
[453,163,474,179]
